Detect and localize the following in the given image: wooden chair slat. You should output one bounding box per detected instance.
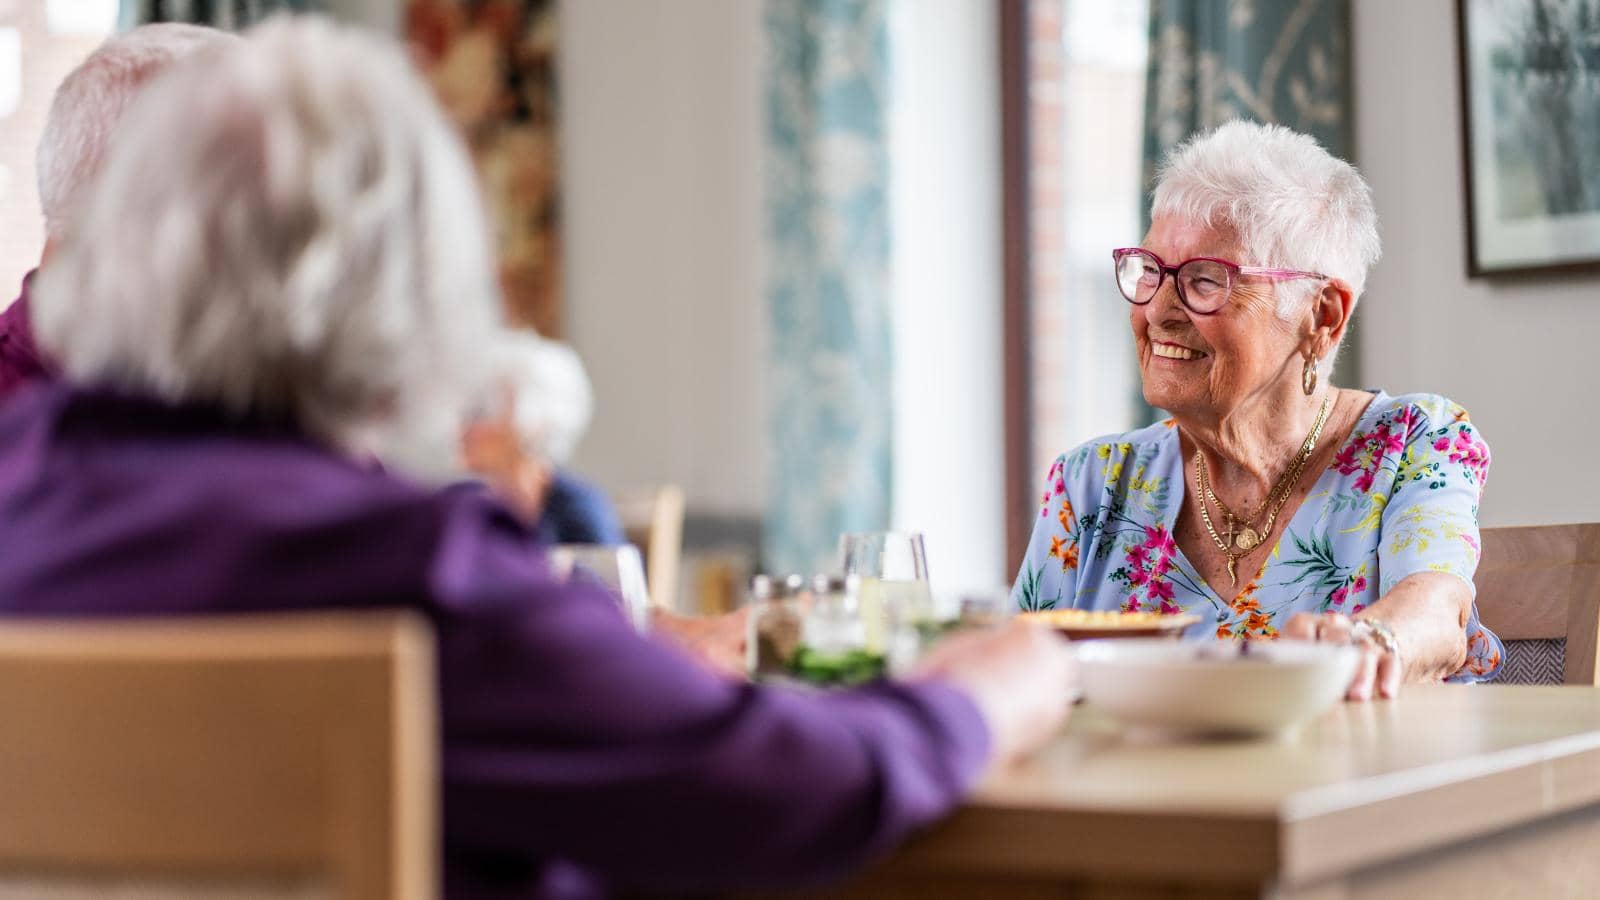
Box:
[0,611,438,899]
[1474,524,1600,685]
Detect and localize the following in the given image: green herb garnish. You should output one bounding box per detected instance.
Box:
[788,645,887,686]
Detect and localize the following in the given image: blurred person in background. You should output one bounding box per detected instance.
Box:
[0,17,1073,899]
[0,23,238,399]
[461,328,624,544]
[461,331,750,677]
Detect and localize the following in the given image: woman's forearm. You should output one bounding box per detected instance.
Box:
[1358,572,1472,682]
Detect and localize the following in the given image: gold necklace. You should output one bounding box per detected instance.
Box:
[1203,395,1331,551]
[1194,396,1332,587]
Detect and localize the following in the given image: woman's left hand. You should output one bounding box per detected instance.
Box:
[1282,612,1401,701]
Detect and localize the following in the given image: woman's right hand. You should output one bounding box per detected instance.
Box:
[911,620,1074,772]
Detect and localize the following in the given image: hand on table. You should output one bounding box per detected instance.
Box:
[651,606,750,679]
[1282,612,1400,702]
[911,620,1074,771]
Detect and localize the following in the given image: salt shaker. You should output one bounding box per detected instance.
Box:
[746,573,804,678]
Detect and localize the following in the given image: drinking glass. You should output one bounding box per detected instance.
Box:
[791,574,887,685]
[548,544,652,631]
[839,532,935,672]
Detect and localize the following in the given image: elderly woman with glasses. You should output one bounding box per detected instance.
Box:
[1013,121,1501,699]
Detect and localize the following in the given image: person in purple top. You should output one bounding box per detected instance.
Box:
[0,16,1074,899]
[0,23,239,400]
[0,275,46,396]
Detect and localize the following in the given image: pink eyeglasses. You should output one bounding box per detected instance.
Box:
[1112,247,1327,315]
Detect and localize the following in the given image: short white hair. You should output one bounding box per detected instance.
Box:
[1151,120,1382,309]
[32,15,505,482]
[36,23,239,241]
[486,331,594,466]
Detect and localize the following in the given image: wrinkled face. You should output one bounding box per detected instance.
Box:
[1131,216,1306,421]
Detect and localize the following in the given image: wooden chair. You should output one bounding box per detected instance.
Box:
[617,485,686,612]
[0,611,438,899]
[1474,523,1600,686]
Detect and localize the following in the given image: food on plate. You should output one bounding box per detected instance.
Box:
[1018,608,1201,639]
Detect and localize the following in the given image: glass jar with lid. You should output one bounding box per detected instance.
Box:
[789,574,887,686]
[746,573,805,679]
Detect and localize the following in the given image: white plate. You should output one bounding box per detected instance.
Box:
[1073,638,1360,737]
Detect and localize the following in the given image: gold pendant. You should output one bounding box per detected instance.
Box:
[1235,527,1261,551]
[1226,557,1238,588]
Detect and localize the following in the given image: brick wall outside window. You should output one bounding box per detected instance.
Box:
[1025,0,1148,486]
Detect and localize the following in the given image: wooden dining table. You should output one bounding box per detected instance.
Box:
[806,684,1600,899]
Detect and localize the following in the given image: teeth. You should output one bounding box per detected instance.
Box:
[1152,343,1204,360]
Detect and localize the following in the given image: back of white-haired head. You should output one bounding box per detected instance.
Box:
[1151,120,1382,309]
[36,22,238,241]
[486,331,594,466]
[32,15,504,481]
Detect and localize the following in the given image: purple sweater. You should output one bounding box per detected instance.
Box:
[0,383,988,899]
[0,276,50,400]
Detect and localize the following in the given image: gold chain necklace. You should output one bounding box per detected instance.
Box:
[1203,395,1331,550]
[1194,396,1332,587]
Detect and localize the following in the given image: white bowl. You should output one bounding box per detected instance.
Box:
[1073,639,1360,737]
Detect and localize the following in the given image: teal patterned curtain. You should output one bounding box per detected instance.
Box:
[120,0,320,29]
[763,0,892,574]
[1143,0,1357,383]
[1145,0,1351,170]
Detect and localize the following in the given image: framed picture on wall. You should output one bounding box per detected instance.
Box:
[407,0,564,335]
[1457,0,1600,276]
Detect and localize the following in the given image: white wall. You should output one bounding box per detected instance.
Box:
[560,0,766,517]
[889,0,1006,593]
[563,0,1010,588]
[1354,0,1600,527]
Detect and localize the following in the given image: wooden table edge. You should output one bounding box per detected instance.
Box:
[856,723,1600,888]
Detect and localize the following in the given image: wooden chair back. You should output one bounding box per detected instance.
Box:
[617,485,686,611]
[0,611,438,899]
[1474,523,1600,685]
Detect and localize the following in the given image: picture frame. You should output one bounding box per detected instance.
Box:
[1456,0,1600,277]
[407,0,564,334]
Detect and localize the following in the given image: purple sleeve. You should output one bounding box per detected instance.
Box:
[0,289,51,399]
[426,495,991,892]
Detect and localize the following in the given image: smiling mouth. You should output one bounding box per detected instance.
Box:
[1151,342,1206,361]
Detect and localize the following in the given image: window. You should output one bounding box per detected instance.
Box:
[0,1,117,294]
[1002,0,1149,564]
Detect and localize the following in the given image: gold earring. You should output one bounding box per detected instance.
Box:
[1302,356,1318,396]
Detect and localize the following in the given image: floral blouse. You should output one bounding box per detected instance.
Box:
[1011,391,1503,682]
